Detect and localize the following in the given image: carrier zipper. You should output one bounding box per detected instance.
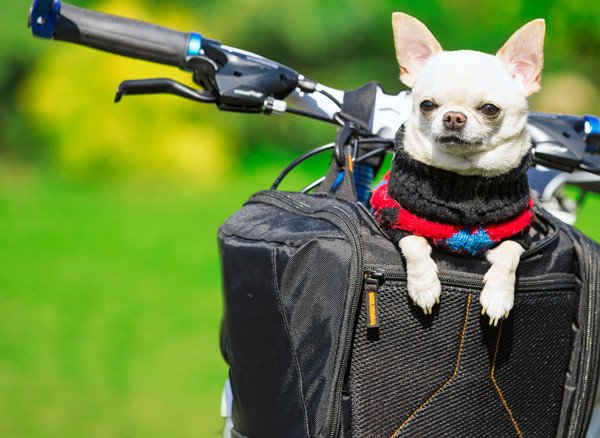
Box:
[568,240,599,437]
[327,207,365,438]
[364,268,577,292]
[377,271,484,290]
[364,270,385,331]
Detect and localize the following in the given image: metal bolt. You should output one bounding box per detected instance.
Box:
[36,16,46,26]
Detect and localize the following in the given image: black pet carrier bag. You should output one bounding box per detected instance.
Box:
[219,79,600,438]
[218,164,600,438]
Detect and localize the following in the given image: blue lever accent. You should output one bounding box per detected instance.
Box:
[584,115,600,136]
[331,171,345,191]
[29,0,61,39]
[187,32,203,56]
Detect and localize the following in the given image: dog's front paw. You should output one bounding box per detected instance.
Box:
[480,270,515,326]
[406,265,441,315]
[480,240,524,325]
[399,235,441,315]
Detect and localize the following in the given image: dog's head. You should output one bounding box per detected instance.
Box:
[392,13,545,176]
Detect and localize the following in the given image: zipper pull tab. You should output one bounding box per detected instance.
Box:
[364,270,385,331]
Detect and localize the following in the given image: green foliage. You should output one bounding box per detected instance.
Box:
[0,171,229,436]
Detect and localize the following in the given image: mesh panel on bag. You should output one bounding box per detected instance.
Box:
[349,281,575,438]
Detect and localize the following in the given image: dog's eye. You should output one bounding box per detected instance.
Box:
[480,104,500,116]
[420,100,437,112]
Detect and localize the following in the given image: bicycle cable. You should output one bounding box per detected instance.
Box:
[316,88,343,108]
[271,143,335,190]
[299,144,393,194]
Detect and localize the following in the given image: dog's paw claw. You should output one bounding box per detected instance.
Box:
[488,316,501,326]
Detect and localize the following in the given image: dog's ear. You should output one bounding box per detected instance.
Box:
[497,19,545,96]
[392,12,442,88]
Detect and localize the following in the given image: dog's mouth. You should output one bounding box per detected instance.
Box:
[436,135,483,148]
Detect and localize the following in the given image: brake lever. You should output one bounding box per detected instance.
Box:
[114,78,216,103]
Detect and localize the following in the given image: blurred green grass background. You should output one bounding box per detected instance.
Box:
[1,0,600,436]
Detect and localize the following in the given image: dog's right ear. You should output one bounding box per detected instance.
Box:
[392,12,442,88]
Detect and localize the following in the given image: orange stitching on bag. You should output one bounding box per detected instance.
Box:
[389,293,472,438]
[491,321,523,438]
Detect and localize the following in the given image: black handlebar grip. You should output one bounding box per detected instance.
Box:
[53,3,193,68]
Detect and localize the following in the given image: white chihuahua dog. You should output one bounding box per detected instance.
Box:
[372,14,545,325]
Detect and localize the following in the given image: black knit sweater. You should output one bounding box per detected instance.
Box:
[387,141,532,227]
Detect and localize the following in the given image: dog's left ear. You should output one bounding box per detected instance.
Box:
[497,19,545,96]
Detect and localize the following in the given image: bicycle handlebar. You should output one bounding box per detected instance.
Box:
[30,0,304,113]
[30,0,204,67]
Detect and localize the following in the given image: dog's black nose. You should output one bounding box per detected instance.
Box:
[443,111,467,130]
